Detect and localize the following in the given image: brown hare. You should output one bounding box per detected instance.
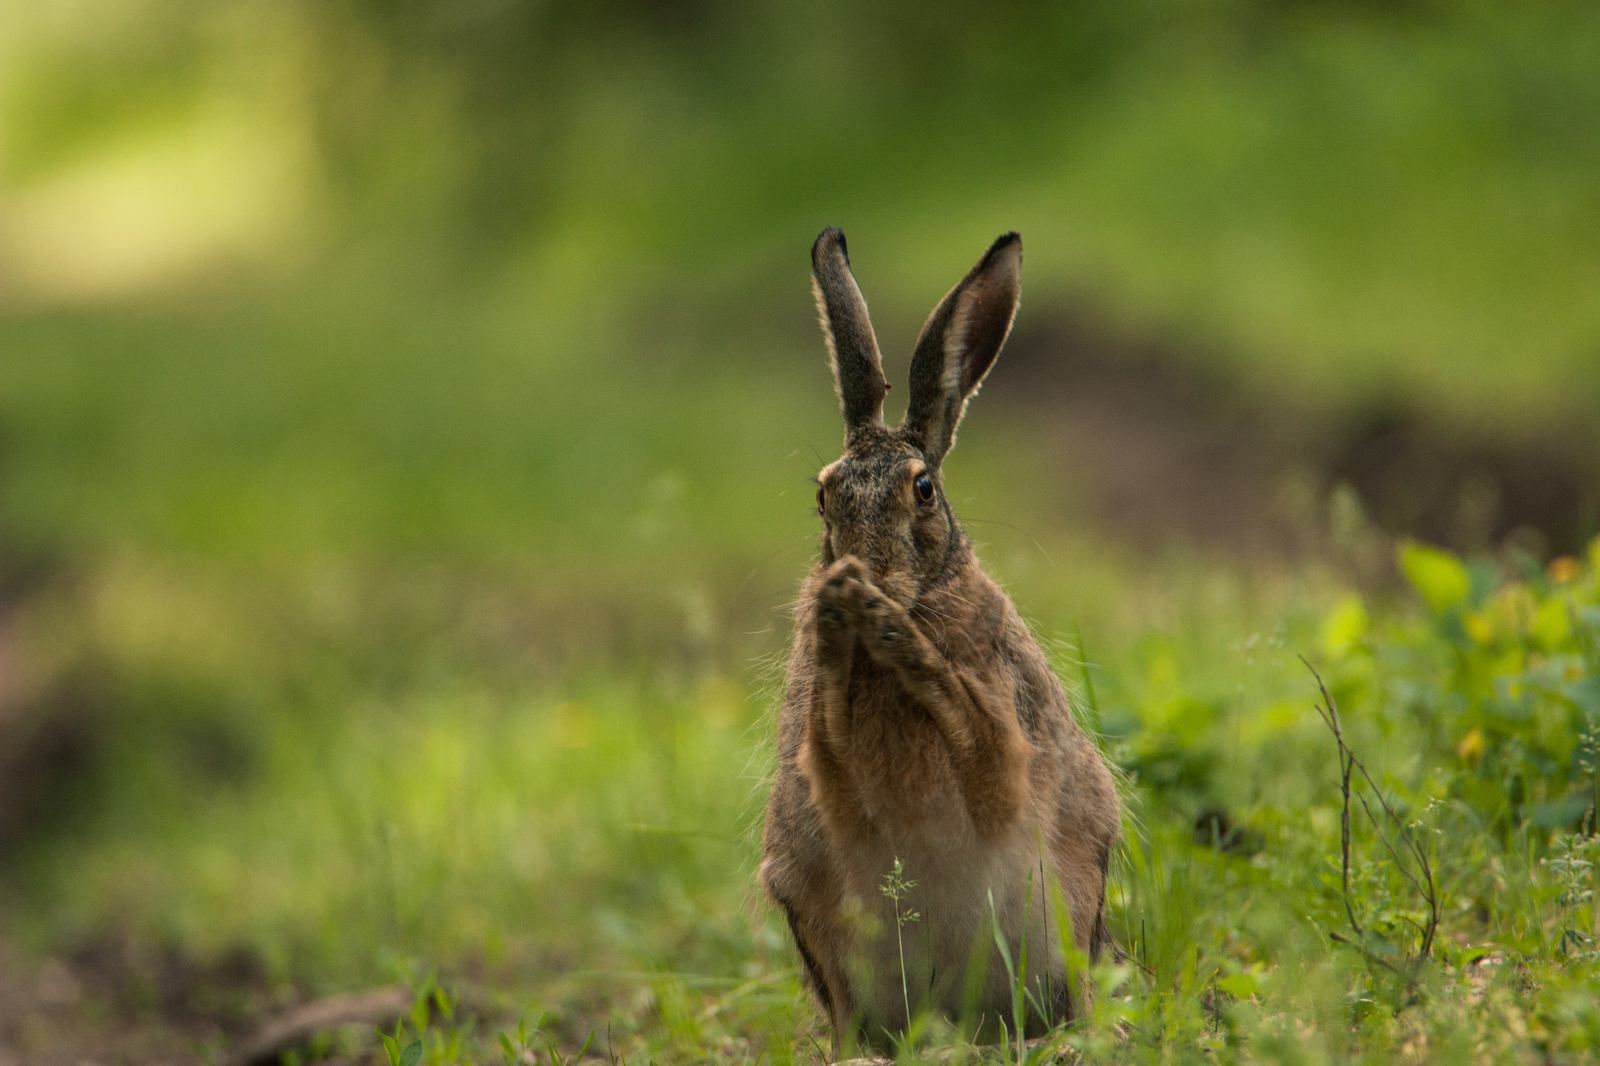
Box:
[760,228,1121,1053]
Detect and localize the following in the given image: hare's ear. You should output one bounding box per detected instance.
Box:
[899,232,1021,466]
[812,228,888,434]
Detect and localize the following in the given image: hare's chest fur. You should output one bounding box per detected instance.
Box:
[832,654,1060,968]
[833,755,1062,1028]
[838,657,976,831]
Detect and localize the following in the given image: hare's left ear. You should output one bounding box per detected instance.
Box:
[899,232,1021,466]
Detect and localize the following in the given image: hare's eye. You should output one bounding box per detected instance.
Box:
[816,485,826,516]
[914,474,935,504]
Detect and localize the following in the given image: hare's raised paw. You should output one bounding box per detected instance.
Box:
[817,555,875,620]
[814,557,874,647]
[850,591,917,664]
[817,556,920,665]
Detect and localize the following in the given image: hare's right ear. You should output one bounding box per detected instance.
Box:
[812,228,888,434]
[900,232,1021,467]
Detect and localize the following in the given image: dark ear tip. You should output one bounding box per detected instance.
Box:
[969,231,1021,279]
[813,227,848,268]
[989,230,1022,258]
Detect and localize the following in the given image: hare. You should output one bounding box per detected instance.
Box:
[760,228,1121,1053]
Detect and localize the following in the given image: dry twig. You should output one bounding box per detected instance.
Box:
[1303,658,1439,968]
[225,985,412,1066]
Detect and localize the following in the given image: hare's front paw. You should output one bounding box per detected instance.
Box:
[817,556,908,658]
[816,556,874,642]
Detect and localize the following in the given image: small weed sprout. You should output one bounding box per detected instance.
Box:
[497,1013,538,1065]
[880,857,921,1031]
[1544,832,1600,960]
[1578,721,1600,835]
[495,1012,593,1066]
[377,1025,422,1066]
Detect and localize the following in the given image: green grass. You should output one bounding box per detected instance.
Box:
[5,481,1598,1063]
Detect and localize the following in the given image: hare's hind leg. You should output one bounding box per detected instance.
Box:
[761,796,857,1056]
[782,904,828,1006]
[1051,827,1112,952]
[779,901,855,1056]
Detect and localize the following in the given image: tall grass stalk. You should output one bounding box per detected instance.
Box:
[881,857,921,1034]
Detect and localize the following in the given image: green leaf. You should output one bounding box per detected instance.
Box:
[988,889,1017,986]
[1533,595,1573,648]
[1568,676,1600,716]
[1399,541,1470,613]
[399,1039,423,1066]
[378,1030,400,1066]
[432,984,454,1022]
[500,1033,517,1061]
[1215,972,1258,998]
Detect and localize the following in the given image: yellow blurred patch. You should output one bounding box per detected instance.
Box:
[1320,594,1369,658]
[1547,556,1581,584]
[1457,728,1485,763]
[0,101,311,305]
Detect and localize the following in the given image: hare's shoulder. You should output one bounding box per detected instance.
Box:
[918,570,1075,731]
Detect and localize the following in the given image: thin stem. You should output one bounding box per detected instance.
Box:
[1304,657,1439,962]
[896,899,911,1027]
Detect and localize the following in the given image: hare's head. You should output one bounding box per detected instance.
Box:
[810,228,1021,606]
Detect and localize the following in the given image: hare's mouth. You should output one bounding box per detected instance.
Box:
[872,569,920,610]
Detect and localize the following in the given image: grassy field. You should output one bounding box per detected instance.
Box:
[1,284,1598,1064]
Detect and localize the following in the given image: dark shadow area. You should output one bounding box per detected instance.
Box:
[996,313,1600,561]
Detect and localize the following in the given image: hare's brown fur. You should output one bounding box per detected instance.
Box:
[760,230,1120,1053]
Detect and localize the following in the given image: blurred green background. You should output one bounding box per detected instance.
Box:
[2,1,1599,1061]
